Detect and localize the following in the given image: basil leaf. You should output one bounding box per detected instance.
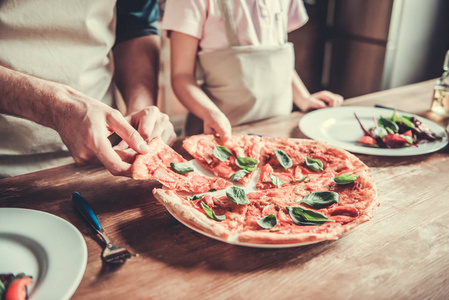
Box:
[213,146,232,162]
[295,174,310,182]
[270,173,286,188]
[378,117,399,133]
[229,169,250,181]
[201,201,225,221]
[257,214,277,229]
[170,162,194,174]
[236,157,258,172]
[286,206,333,226]
[226,186,250,205]
[305,156,323,171]
[275,149,292,169]
[188,194,204,201]
[301,191,339,209]
[333,174,358,185]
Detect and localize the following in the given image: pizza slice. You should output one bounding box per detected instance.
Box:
[182,134,262,186]
[256,137,369,190]
[132,137,232,194]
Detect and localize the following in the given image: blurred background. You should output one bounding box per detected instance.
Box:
[157,0,449,136]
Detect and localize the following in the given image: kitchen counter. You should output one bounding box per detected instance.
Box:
[1,79,448,300]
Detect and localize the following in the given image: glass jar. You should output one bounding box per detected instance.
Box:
[431,50,449,116]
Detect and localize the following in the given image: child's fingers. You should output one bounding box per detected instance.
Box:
[312,91,344,107]
[204,122,231,142]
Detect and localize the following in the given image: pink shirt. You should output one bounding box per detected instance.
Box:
[161,0,309,53]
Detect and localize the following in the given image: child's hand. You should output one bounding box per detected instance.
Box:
[296,90,344,112]
[203,110,232,142]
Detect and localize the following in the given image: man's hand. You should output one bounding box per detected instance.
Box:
[54,87,175,177]
[126,106,177,145]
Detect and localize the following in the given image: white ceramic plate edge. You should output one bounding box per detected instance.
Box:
[0,208,87,300]
[299,106,448,156]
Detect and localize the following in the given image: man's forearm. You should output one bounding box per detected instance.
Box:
[113,35,161,115]
[0,65,98,134]
[0,66,61,129]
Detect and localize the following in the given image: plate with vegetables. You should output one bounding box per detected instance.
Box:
[0,208,87,300]
[299,106,448,156]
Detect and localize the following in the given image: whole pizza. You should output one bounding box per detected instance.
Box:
[132,135,377,246]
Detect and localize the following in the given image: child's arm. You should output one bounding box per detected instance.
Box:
[170,31,231,141]
[292,70,344,112]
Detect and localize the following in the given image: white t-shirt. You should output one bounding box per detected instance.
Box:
[161,0,309,52]
[0,0,116,176]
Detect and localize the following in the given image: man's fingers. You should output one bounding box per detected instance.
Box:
[108,111,149,154]
[115,148,138,164]
[161,129,177,146]
[95,140,132,176]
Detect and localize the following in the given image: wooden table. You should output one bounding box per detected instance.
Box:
[1,79,448,300]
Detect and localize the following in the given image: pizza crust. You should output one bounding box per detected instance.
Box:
[153,189,233,241]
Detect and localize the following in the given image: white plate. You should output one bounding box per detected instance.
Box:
[0,208,87,300]
[299,106,448,156]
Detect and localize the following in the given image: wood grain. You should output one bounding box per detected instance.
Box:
[1,80,449,300]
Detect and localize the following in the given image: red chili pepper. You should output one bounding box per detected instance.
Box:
[5,276,33,300]
[358,135,377,146]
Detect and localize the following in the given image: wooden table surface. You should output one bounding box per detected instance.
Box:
[1,79,449,300]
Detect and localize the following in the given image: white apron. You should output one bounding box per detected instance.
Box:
[185,0,294,135]
[0,0,117,177]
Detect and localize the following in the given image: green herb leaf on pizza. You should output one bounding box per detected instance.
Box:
[213,146,232,162]
[295,174,310,182]
[236,157,258,172]
[301,191,339,209]
[286,206,334,226]
[270,173,286,188]
[170,162,194,174]
[333,174,358,185]
[188,194,204,201]
[226,186,250,205]
[229,170,250,182]
[305,156,323,171]
[275,149,292,169]
[257,214,277,229]
[201,201,225,221]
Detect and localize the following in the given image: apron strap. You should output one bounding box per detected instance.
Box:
[217,0,240,46]
[278,0,288,43]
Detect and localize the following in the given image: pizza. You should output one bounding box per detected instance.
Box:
[132,137,232,194]
[133,135,377,246]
